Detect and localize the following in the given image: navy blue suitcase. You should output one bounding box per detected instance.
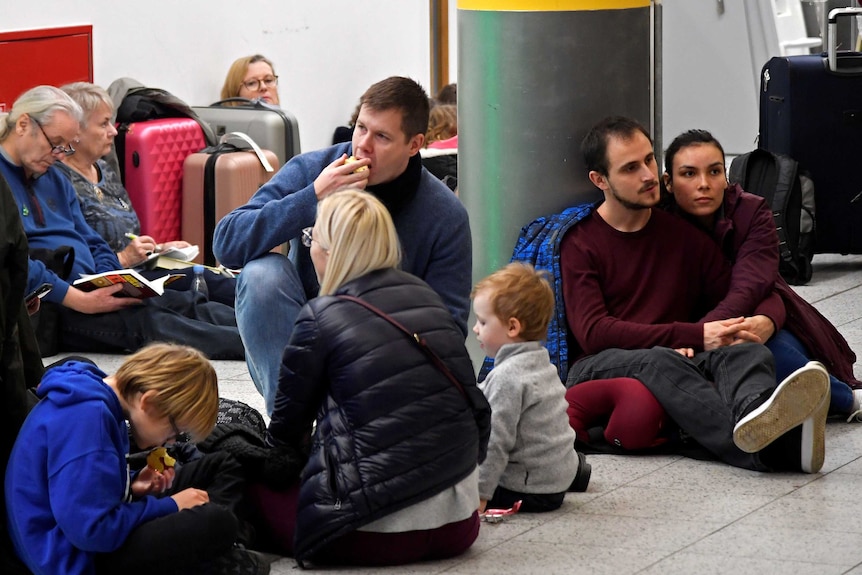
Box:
[759,7,862,255]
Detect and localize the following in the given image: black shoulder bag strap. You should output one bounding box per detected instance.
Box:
[335,294,468,399]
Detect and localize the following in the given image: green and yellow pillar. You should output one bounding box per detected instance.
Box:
[458,0,654,281]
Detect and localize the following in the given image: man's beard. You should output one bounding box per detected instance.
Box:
[609,181,658,211]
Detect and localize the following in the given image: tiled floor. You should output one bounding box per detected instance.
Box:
[46,253,862,574]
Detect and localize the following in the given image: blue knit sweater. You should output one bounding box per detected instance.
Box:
[0,151,121,304]
[212,143,472,334]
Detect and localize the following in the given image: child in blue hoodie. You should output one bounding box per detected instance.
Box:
[5,343,261,575]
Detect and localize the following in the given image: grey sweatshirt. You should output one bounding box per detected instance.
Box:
[478,341,578,499]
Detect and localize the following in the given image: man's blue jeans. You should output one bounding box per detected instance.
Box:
[235,254,308,415]
[767,329,853,414]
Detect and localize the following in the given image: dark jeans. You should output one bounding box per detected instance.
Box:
[96,452,246,574]
[767,329,854,414]
[58,289,244,359]
[141,268,236,308]
[567,343,778,471]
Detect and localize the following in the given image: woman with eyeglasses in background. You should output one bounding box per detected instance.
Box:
[220,54,280,106]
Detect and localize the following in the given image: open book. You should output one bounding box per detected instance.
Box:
[144,244,199,265]
[73,269,183,299]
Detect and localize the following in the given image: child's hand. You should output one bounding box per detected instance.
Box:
[171,488,209,510]
[478,499,487,513]
[131,466,176,497]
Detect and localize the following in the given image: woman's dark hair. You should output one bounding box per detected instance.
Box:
[663,129,725,182]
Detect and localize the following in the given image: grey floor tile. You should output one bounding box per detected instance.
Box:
[622,456,818,497]
[638,552,849,575]
[446,540,668,575]
[736,492,862,534]
[685,523,862,565]
[577,484,775,524]
[520,513,723,553]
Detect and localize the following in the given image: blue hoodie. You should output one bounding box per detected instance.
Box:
[4,361,177,575]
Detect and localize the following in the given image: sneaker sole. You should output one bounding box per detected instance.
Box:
[801,383,830,473]
[733,362,830,454]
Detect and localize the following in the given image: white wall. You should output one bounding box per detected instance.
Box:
[661,0,762,157]
[2,0,434,152]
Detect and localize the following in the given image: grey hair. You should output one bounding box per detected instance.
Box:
[0,85,83,142]
[60,82,114,126]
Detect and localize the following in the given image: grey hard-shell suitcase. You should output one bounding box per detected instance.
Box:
[192,98,300,168]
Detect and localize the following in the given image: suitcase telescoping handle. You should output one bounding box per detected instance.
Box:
[217,132,275,173]
[827,7,862,72]
[208,97,280,112]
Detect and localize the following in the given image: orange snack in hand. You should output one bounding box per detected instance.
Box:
[345,156,368,173]
[146,447,176,472]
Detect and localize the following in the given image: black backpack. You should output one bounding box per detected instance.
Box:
[728,148,815,285]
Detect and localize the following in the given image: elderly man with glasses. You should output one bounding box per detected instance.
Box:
[0,85,244,360]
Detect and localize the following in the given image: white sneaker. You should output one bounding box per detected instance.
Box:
[847,389,862,423]
[801,379,830,473]
[733,362,830,459]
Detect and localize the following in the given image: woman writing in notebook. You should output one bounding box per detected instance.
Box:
[57,82,236,306]
[256,189,489,566]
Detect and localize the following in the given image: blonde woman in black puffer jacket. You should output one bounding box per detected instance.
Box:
[257,189,490,567]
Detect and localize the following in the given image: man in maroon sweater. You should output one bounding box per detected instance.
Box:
[562,116,830,473]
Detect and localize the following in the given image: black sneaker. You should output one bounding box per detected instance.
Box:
[181,545,272,575]
[568,452,591,492]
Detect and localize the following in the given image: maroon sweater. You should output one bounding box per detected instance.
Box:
[686,184,860,388]
[561,208,732,360]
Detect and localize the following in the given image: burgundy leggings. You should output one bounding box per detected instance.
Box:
[565,377,670,450]
[249,482,480,566]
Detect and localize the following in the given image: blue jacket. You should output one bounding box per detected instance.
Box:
[212,143,472,335]
[267,267,491,560]
[480,203,596,382]
[0,153,121,304]
[5,362,176,575]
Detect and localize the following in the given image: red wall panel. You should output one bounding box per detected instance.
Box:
[0,26,93,112]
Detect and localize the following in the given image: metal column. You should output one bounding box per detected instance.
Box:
[458,0,654,280]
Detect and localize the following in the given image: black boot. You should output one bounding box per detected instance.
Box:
[568,451,591,492]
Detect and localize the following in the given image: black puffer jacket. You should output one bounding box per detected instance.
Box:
[267,267,490,561]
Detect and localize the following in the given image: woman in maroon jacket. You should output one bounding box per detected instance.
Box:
[662,129,861,420]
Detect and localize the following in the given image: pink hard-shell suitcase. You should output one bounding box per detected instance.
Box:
[117,118,206,242]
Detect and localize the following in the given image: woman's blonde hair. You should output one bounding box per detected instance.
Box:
[0,85,82,142]
[425,104,457,145]
[315,189,401,295]
[220,54,276,101]
[114,343,218,442]
[60,82,114,127]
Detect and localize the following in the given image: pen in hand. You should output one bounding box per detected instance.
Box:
[125,233,156,257]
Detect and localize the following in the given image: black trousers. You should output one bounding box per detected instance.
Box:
[96,451,245,574]
[487,486,565,513]
[567,343,780,471]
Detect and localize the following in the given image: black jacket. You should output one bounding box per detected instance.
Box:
[267,267,490,560]
[1,171,45,575]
